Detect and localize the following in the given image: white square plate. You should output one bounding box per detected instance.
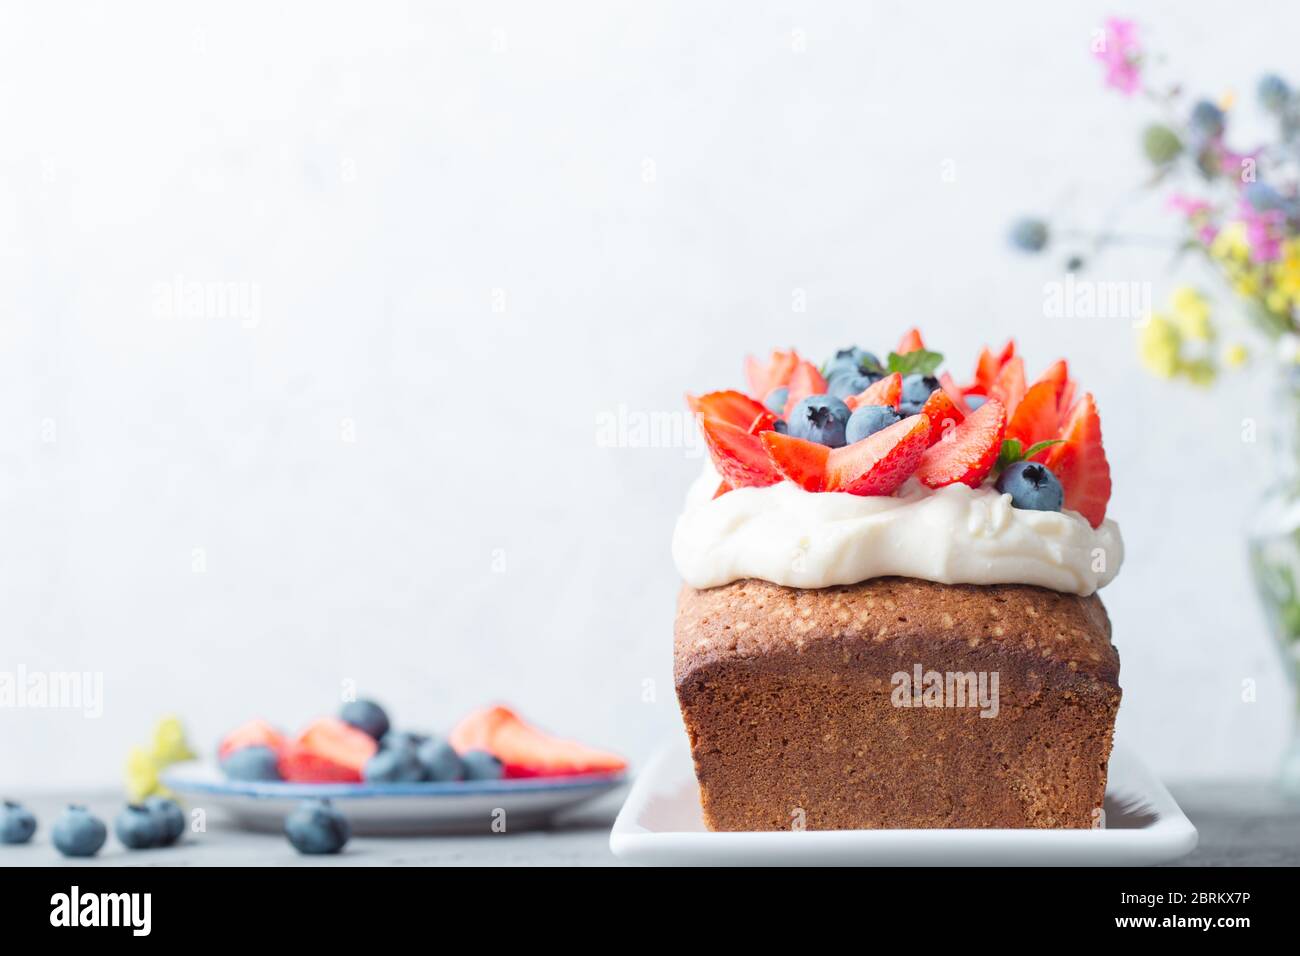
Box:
[610,735,1197,866]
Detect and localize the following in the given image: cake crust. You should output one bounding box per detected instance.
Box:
[674,577,1120,831]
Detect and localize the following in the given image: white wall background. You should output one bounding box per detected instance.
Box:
[0,0,1292,787]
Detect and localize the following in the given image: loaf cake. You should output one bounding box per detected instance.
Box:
[674,332,1122,830]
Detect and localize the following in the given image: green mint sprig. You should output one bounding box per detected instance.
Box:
[994,437,1064,473]
[886,349,943,377]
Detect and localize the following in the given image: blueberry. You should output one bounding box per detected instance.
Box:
[995,461,1064,512]
[825,347,882,380]
[901,374,939,406]
[1009,217,1048,252]
[114,804,162,850]
[763,387,788,415]
[773,418,788,434]
[285,799,350,855]
[221,745,282,781]
[827,372,878,400]
[845,405,901,444]
[380,730,427,752]
[363,747,425,783]
[1189,99,1225,139]
[340,699,390,741]
[52,805,107,858]
[416,738,465,782]
[1259,73,1290,113]
[787,395,851,448]
[0,801,36,845]
[966,395,987,411]
[460,750,504,781]
[144,796,185,847]
[899,401,924,416]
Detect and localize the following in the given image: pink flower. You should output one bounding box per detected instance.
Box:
[1168,193,1219,245]
[1093,18,1142,95]
[1240,200,1285,262]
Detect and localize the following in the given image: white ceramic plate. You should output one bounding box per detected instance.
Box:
[162,763,627,835]
[609,736,1197,866]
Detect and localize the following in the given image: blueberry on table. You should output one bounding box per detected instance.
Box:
[0,801,36,845]
[52,805,108,858]
[363,747,425,783]
[144,796,186,846]
[845,405,902,444]
[339,699,390,741]
[417,738,465,782]
[787,395,851,448]
[460,750,505,781]
[114,804,162,849]
[221,744,282,781]
[285,799,351,855]
[995,461,1065,513]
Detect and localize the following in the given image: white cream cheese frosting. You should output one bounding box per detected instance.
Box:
[672,462,1123,596]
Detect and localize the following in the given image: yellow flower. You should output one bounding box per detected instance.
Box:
[126,746,166,802]
[1211,221,1251,262]
[1179,357,1217,387]
[1139,314,1182,378]
[1170,286,1214,341]
[151,715,196,766]
[1225,343,1249,368]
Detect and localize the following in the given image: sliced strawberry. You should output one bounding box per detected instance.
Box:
[897,328,926,354]
[937,372,969,420]
[988,355,1026,417]
[782,361,829,418]
[1043,393,1111,528]
[450,705,627,778]
[1058,378,1077,420]
[845,372,902,411]
[761,431,830,491]
[278,743,364,783]
[694,390,776,433]
[974,339,1017,391]
[825,415,931,496]
[712,480,732,499]
[700,417,782,488]
[745,349,800,399]
[920,389,963,447]
[915,399,1007,489]
[218,718,285,760]
[1005,379,1061,452]
[298,717,376,769]
[1036,359,1069,404]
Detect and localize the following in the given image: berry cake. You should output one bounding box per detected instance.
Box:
[673,331,1122,830]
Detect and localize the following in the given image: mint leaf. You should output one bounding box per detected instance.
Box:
[887,349,943,377]
[995,438,1023,472]
[1021,439,1064,460]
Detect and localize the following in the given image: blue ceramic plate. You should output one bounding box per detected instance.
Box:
[162,762,628,834]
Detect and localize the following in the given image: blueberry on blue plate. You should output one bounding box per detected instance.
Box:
[996,461,1064,512]
[144,796,186,847]
[901,374,939,407]
[114,804,162,850]
[363,747,425,783]
[763,387,788,415]
[845,405,901,444]
[787,395,851,448]
[417,738,465,783]
[285,799,350,855]
[827,371,879,401]
[460,750,505,781]
[221,745,282,781]
[0,801,36,845]
[339,699,390,741]
[380,730,427,752]
[51,805,107,858]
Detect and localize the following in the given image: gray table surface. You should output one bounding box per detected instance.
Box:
[3,782,1295,866]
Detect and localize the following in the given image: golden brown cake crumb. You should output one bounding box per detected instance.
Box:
[674,577,1120,830]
